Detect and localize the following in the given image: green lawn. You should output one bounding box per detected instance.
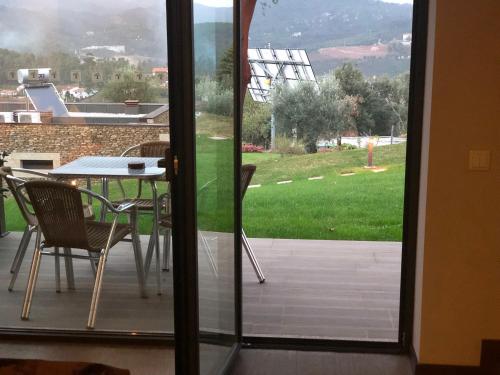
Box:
[242,143,406,241]
[3,134,407,241]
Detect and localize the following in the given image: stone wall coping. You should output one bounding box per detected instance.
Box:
[1,122,168,128]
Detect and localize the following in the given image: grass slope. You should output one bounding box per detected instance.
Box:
[3,139,406,241]
[242,143,406,241]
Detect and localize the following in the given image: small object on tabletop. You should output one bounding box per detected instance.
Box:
[157,158,167,168]
[128,162,145,173]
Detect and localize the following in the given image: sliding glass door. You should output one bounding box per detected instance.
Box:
[195,0,239,373]
[169,0,240,373]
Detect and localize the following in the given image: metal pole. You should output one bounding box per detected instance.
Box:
[367,141,374,168]
[390,125,394,145]
[270,113,276,151]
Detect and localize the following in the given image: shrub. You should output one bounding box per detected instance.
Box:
[336,143,357,151]
[196,77,217,102]
[242,144,264,153]
[274,135,305,155]
[206,89,233,117]
[242,97,272,147]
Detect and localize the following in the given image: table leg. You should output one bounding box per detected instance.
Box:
[99,177,109,222]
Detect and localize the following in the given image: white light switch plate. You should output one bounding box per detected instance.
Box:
[468,150,491,171]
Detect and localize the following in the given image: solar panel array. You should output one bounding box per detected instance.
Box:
[248,48,317,103]
[24,83,69,117]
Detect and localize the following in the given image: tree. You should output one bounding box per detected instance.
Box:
[334,63,375,135]
[273,81,330,153]
[216,47,234,90]
[319,75,357,141]
[242,96,272,147]
[101,71,160,103]
[370,73,410,135]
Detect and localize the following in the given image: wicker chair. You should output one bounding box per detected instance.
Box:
[0,167,98,291]
[0,167,41,291]
[116,141,171,212]
[114,141,171,295]
[144,182,220,280]
[241,164,265,283]
[21,180,146,329]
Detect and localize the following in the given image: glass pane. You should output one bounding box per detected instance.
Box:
[242,0,414,342]
[0,1,172,335]
[193,0,236,373]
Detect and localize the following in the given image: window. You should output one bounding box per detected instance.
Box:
[20,160,54,170]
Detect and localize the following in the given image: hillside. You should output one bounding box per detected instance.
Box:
[250,0,413,76]
[0,0,413,76]
[250,0,412,49]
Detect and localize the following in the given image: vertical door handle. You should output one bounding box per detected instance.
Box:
[173,156,179,176]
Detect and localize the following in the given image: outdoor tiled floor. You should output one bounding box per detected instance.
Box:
[242,238,401,341]
[0,232,401,342]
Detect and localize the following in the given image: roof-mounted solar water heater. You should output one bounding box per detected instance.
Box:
[247,48,317,103]
[18,68,69,117]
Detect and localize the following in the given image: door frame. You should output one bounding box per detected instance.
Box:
[168,0,200,372]
[169,0,242,374]
[239,0,430,354]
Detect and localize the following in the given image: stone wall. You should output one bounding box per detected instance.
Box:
[0,122,169,166]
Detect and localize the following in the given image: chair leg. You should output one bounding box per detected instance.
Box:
[144,224,156,280]
[132,230,147,298]
[10,226,30,273]
[55,247,61,293]
[162,229,171,271]
[144,223,162,295]
[87,251,106,329]
[155,237,161,295]
[88,218,119,329]
[242,230,266,283]
[21,230,42,320]
[9,226,36,292]
[63,248,75,290]
[88,251,97,276]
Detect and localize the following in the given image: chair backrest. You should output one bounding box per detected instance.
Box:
[24,180,89,250]
[0,166,37,226]
[241,164,257,200]
[139,141,170,157]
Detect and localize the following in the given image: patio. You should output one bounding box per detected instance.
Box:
[0,232,400,342]
[243,239,401,342]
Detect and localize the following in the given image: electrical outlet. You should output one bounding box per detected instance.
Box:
[468,150,491,171]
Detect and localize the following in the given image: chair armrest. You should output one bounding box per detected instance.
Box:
[120,144,141,157]
[78,187,135,214]
[115,202,136,212]
[11,168,52,179]
[14,182,36,216]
